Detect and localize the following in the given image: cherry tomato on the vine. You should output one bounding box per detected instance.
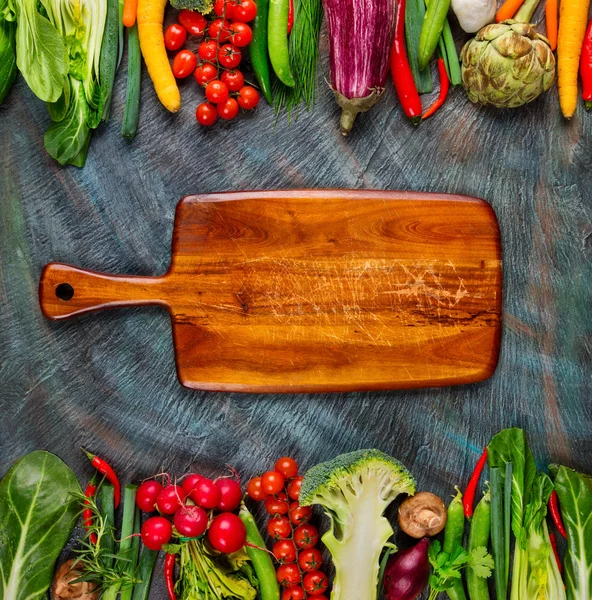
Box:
[293,523,319,549]
[196,102,217,125]
[164,23,187,51]
[205,80,229,104]
[218,43,241,69]
[261,471,285,495]
[172,49,197,78]
[232,0,257,22]
[267,515,292,539]
[289,501,312,526]
[247,476,267,501]
[194,63,218,86]
[178,9,207,36]
[208,18,231,42]
[229,22,252,47]
[276,564,301,586]
[275,457,299,479]
[303,571,328,596]
[214,0,235,18]
[220,69,244,91]
[265,492,289,515]
[272,539,297,563]
[216,97,239,120]
[237,85,259,109]
[298,547,323,572]
[287,476,303,500]
[282,586,306,600]
[198,40,219,61]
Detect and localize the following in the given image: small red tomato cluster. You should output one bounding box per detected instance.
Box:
[247,457,329,600]
[136,472,246,553]
[163,1,260,126]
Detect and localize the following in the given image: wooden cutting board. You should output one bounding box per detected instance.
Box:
[39,190,502,393]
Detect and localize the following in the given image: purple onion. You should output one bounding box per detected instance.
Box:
[323,0,397,134]
[383,537,431,600]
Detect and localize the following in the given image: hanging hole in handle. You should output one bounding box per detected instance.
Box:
[56,283,74,301]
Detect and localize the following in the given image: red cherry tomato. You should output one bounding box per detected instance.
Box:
[172,49,197,78]
[191,477,222,508]
[275,457,299,479]
[156,485,187,514]
[174,504,208,537]
[208,18,231,42]
[220,69,244,91]
[196,102,217,125]
[208,512,247,553]
[229,22,252,47]
[267,516,292,539]
[247,477,267,501]
[287,476,303,500]
[214,0,235,17]
[178,9,207,36]
[289,501,312,525]
[265,492,289,515]
[164,23,187,51]
[232,0,257,22]
[303,571,328,596]
[198,40,218,61]
[205,79,229,104]
[216,97,239,120]
[181,474,203,496]
[277,564,301,586]
[293,523,319,549]
[141,516,172,550]
[237,85,259,109]
[282,587,306,600]
[215,478,242,511]
[136,480,163,513]
[273,539,297,563]
[218,44,241,69]
[298,548,323,572]
[194,63,218,86]
[261,471,285,495]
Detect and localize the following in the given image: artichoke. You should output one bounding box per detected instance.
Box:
[460,20,556,108]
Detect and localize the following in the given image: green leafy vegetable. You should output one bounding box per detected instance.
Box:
[550,465,592,600]
[406,0,432,93]
[0,451,80,600]
[169,0,213,13]
[299,449,416,600]
[0,0,17,104]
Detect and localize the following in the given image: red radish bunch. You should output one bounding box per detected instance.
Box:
[163,2,260,126]
[247,457,329,600]
[136,471,246,552]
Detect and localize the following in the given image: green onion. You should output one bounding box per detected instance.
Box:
[99,0,120,121]
[406,0,432,93]
[100,484,116,570]
[490,468,506,600]
[121,506,142,600]
[504,462,513,583]
[122,23,142,138]
[440,18,461,85]
[132,548,158,600]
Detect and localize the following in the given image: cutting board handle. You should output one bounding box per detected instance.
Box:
[39,263,169,320]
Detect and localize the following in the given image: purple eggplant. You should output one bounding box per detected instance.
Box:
[383,537,430,600]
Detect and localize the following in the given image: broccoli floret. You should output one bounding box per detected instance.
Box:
[169,0,213,14]
[300,449,416,600]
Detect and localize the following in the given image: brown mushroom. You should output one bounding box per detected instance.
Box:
[52,559,100,600]
[397,492,447,538]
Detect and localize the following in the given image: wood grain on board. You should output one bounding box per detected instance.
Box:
[39,191,502,392]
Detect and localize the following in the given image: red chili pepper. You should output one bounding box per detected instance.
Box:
[82,449,121,508]
[287,0,294,35]
[83,477,98,545]
[580,18,592,111]
[548,490,567,539]
[164,553,177,600]
[390,0,422,125]
[422,58,450,120]
[463,448,488,518]
[549,532,562,574]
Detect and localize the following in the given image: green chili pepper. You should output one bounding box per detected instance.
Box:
[268,0,295,87]
[443,489,467,600]
[418,0,451,70]
[467,490,491,600]
[249,0,273,103]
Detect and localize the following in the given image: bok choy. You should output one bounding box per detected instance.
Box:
[0,0,17,104]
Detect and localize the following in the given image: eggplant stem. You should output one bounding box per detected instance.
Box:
[334,89,383,135]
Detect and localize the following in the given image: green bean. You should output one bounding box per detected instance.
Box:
[239,502,280,600]
[418,0,452,70]
[467,490,491,600]
[131,548,158,600]
[268,0,295,87]
[443,489,467,600]
[490,468,506,600]
[249,0,273,103]
[100,484,116,569]
[122,23,142,138]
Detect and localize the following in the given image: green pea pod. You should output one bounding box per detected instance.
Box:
[443,489,467,600]
[418,0,451,70]
[249,0,273,103]
[467,490,491,600]
[268,0,295,87]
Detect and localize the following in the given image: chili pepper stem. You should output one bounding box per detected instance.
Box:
[587,101,592,110]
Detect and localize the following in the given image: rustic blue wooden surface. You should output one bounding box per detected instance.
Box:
[0,6,591,597]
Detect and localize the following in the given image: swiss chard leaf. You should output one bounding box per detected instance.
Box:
[0,451,80,600]
[0,9,17,104]
[551,465,592,600]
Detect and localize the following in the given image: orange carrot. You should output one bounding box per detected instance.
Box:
[496,0,526,22]
[546,0,558,50]
[123,0,138,27]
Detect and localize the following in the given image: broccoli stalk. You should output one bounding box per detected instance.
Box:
[300,449,416,600]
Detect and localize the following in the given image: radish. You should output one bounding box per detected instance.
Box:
[191,477,222,509]
[174,504,208,538]
[383,537,430,600]
[215,478,243,511]
[156,485,187,514]
[208,512,247,553]
[141,516,173,550]
[136,479,163,512]
[182,473,204,496]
